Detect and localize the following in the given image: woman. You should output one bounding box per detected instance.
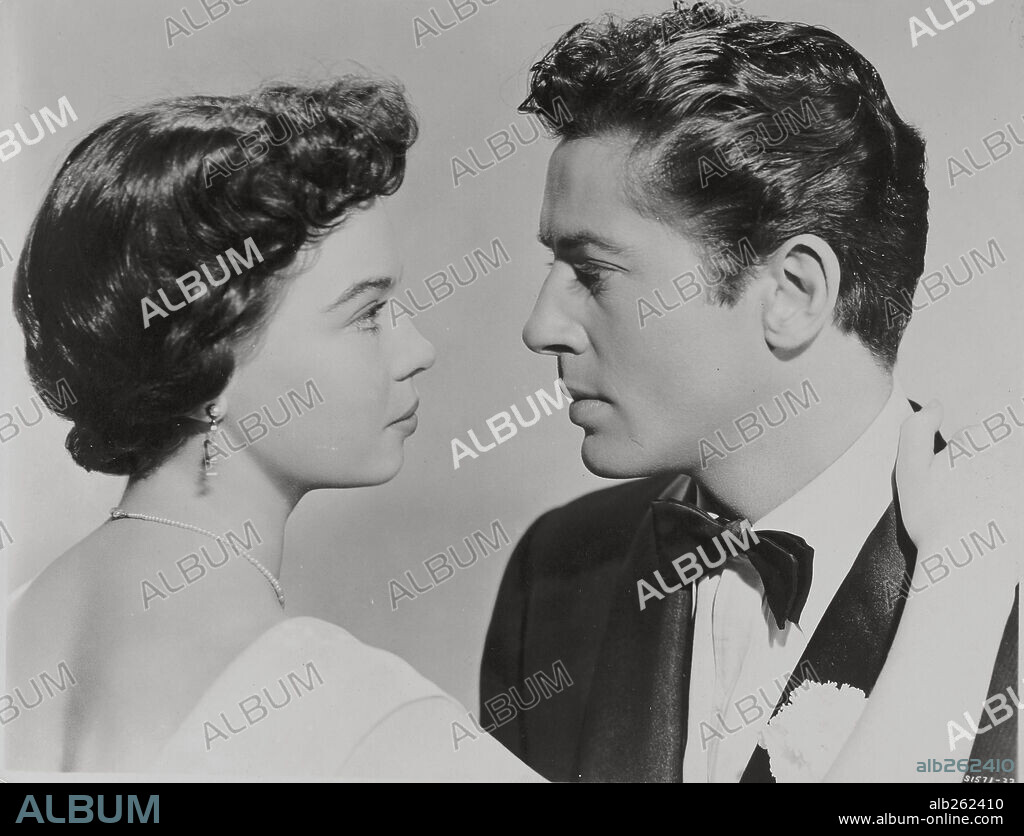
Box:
[8,77,540,780]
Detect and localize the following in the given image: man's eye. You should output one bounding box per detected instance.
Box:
[354,301,387,333]
[546,259,609,295]
[571,264,609,294]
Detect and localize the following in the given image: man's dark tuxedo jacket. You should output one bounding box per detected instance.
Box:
[481,473,1019,782]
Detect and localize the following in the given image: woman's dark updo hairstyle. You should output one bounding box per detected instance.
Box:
[13,76,417,476]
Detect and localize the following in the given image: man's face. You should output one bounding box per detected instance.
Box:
[524,134,771,478]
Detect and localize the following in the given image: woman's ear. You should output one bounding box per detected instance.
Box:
[186,395,228,425]
[760,233,841,353]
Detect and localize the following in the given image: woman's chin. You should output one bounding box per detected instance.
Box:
[327,451,406,489]
[281,437,411,489]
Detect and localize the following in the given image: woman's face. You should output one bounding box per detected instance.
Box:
[221,200,435,492]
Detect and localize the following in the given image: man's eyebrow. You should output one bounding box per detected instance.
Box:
[537,229,629,256]
[323,276,395,312]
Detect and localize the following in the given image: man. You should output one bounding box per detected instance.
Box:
[481,3,1017,782]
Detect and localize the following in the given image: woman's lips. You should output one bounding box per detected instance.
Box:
[390,400,419,425]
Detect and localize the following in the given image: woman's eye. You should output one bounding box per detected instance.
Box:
[354,301,387,333]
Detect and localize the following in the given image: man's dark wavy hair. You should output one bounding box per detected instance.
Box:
[13,76,417,476]
[521,1,929,368]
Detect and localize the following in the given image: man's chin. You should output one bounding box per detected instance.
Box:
[579,434,680,479]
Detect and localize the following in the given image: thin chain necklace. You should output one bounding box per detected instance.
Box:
[108,507,285,608]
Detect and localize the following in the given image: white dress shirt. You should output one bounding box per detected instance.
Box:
[677,380,913,782]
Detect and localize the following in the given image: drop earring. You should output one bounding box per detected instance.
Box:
[202,403,221,478]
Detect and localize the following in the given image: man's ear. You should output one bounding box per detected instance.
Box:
[760,233,841,353]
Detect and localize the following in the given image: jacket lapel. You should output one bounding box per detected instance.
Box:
[741,501,916,782]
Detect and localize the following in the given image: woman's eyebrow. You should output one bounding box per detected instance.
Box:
[322,276,396,313]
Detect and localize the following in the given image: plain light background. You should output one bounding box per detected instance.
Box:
[1,0,1021,717]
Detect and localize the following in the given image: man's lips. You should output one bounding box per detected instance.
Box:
[563,383,609,426]
[568,397,606,426]
[563,383,604,402]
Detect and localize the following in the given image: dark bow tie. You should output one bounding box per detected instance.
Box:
[650,498,814,629]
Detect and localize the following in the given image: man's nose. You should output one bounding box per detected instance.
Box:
[522,269,587,356]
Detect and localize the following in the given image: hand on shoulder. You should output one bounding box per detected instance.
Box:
[896,400,1021,608]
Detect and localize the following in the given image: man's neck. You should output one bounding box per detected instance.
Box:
[695,359,894,524]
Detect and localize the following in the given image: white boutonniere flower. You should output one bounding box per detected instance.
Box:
[758,680,868,782]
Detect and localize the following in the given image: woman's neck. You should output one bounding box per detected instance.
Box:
[117,438,300,580]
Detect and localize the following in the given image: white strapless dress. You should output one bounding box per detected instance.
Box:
[149,616,543,782]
